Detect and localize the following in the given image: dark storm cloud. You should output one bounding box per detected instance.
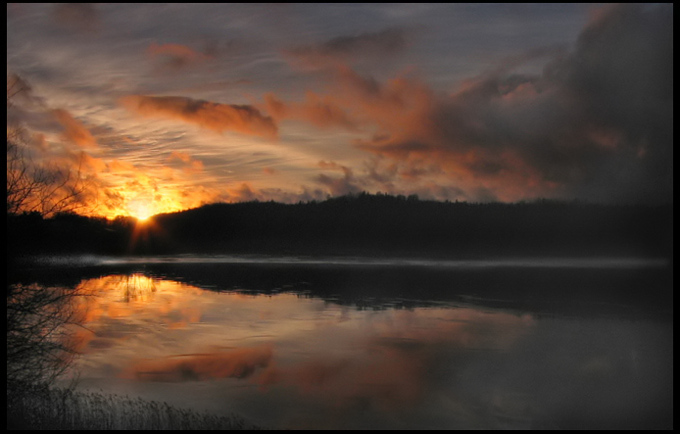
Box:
[546,3,673,202]
[354,4,673,203]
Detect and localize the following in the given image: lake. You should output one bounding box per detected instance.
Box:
[18,255,673,429]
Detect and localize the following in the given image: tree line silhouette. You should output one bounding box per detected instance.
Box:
[7,192,673,260]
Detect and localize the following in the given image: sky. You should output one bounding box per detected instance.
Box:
[7,3,673,219]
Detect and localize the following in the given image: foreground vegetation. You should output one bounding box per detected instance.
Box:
[7,386,260,430]
[6,279,261,430]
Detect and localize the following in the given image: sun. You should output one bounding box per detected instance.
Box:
[129,201,153,222]
[135,212,151,222]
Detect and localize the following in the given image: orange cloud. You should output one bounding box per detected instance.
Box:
[120,95,278,139]
[265,92,359,131]
[291,63,571,201]
[168,151,204,174]
[52,109,98,148]
[168,151,192,163]
[76,151,108,173]
[108,159,137,173]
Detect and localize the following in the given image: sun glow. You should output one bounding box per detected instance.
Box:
[118,192,189,221]
[129,201,153,222]
[99,192,190,221]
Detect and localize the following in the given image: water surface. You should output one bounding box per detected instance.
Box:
[35,256,673,429]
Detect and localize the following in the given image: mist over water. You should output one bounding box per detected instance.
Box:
[29,254,671,269]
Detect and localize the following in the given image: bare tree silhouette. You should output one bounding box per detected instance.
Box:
[6,74,90,217]
[6,74,92,395]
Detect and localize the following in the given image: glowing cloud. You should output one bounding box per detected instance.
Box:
[265,92,359,131]
[167,151,204,174]
[120,95,278,139]
[52,109,98,148]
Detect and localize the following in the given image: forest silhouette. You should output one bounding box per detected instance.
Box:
[7,192,673,261]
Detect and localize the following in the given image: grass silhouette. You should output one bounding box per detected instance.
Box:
[7,386,261,430]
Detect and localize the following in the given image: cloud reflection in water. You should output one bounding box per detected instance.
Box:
[64,273,672,429]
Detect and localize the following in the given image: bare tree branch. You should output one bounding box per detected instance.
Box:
[7,74,91,217]
[7,74,96,393]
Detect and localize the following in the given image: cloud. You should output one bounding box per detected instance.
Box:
[10,4,672,208]
[52,3,100,33]
[316,161,362,196]
[167,151,204,174]
[73,151,107,173]
[107,159,137,173]
[224,183,261,202]
[216,182,328,204]
[147,42,212,72]
[120,95,278,139]
[52,109,98,148]
[314,4,673,203]
[285,27,411,69]
[315,27,409,57]
[6,73,36,108]
[264,92,359,131]
[544,3,673,202]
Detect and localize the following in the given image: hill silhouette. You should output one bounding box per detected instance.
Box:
[7,192,673,261]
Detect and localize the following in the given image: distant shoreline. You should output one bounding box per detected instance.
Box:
[8,194,673,261]
[11,253,672,269]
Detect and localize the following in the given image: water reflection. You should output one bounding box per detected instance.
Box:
[60,271,672,429]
